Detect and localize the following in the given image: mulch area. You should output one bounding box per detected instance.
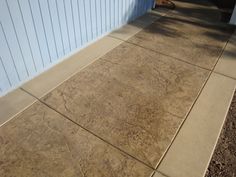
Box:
[206,90,236,177]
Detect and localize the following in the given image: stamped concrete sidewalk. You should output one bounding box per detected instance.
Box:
[0,0,235,177]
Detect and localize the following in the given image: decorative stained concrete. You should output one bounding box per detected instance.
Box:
[42,42,209,168]
[0,0,234,176]
[127,1,233,70]
[0,102,152,177]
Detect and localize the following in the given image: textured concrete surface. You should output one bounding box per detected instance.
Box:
[42,42,209,168]
[215,32,236,79]
[157,73,236,177]
[0,89,36,127]
[22,37,123,99]
[0,102,152,177]
[128,0,233,69]
[0,0,234,176]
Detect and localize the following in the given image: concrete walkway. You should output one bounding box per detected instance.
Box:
[0,0,235,177]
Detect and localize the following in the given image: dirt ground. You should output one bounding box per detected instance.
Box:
[206,91,236,177]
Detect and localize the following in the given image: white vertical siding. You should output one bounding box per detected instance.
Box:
[0,0,153,96]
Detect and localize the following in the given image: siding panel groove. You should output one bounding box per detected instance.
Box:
[0,0,154,95]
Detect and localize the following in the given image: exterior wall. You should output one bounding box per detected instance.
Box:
[230,3,236,24]
[0,0,153,96]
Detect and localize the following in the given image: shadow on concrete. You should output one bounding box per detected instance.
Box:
[126,0,235,47]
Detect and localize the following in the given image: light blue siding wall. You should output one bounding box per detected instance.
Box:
[0,0,154,96]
